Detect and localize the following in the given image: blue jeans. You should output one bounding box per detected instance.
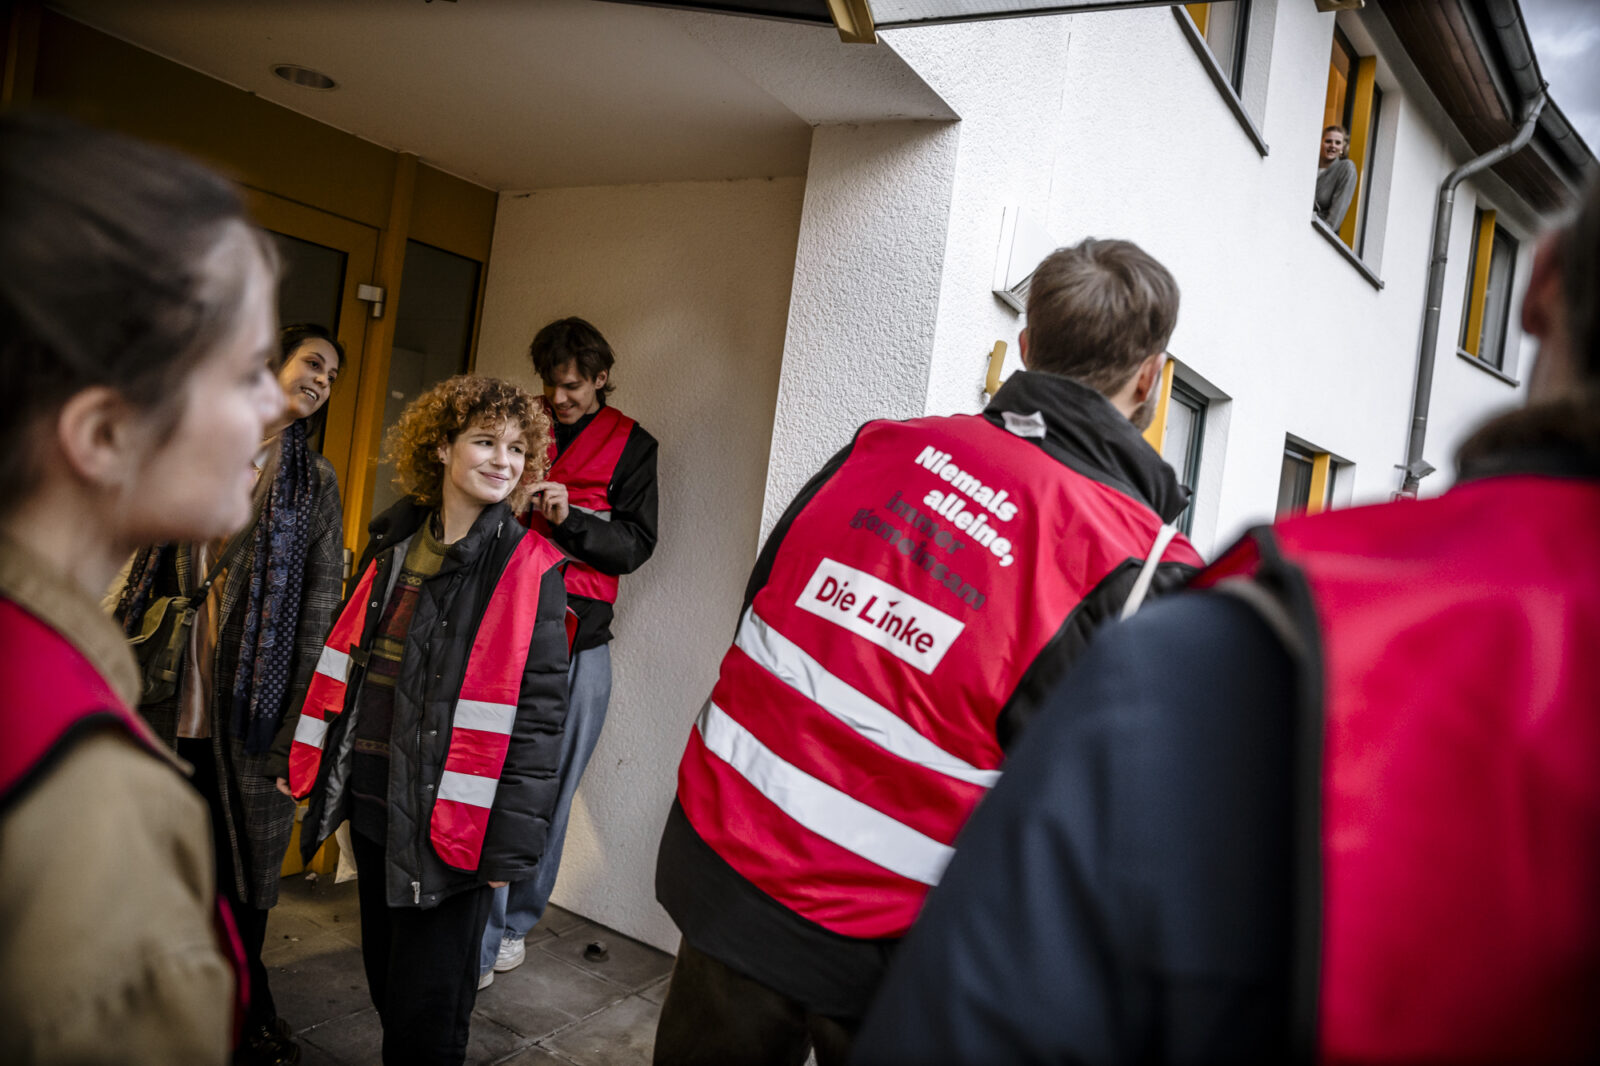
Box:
[479,643,612,974]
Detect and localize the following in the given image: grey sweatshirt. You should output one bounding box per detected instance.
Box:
[1316,158,1358,228]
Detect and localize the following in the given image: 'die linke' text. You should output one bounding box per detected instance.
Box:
[846,443,1023,613]
[812,575,939,656]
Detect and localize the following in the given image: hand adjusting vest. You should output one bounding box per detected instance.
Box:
[526,404,636,605]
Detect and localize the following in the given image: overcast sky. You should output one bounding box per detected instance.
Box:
[1519,0,1600,152]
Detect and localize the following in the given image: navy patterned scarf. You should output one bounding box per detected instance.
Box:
[115,543,171,637]
[231,418,318,754]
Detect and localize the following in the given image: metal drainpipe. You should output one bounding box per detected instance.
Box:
[1400,90,1547,497]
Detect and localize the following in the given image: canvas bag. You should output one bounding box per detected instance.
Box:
[128,522,257,706]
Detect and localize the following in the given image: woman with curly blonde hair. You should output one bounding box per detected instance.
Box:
[289,375,570,1065]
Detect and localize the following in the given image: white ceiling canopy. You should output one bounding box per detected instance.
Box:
[50,0,902,190]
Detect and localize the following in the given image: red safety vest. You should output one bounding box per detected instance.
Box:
[1196,474,1600,1062]
[675,414,1201,939]
[289,531,563,870]
[0,597,250,1039]
[524,404,637,605]
[0,599,161,797]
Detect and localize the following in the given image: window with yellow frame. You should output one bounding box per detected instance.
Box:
[1459,207,1520,373]
[1321,26,1384,254]
[1276,442,1338,518]
[1141,359,1208,536]
[1185,2,1251,93]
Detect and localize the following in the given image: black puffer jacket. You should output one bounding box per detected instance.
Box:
[299,498,570,909]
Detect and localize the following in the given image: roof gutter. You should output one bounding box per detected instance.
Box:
[1482,0,1594,185]
[1400,89,1546,496]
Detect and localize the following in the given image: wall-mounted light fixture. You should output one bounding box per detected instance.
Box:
[992,206,1059,313]
[272,64,337,90]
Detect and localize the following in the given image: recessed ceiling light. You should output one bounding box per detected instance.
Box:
[271,64,337,90]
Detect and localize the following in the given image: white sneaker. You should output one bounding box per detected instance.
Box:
[476,969,494,991]
[493,936,526,974]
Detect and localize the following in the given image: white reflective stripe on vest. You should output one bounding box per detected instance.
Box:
[294,713,329,750]
[316,645,351,682]
[735,609,1000,789]
[697,701,955,886]
[572,505,612,522]
[453,699,517,735]
[437,770,499,809]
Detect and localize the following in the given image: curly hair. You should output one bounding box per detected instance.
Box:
[385,375,552,512]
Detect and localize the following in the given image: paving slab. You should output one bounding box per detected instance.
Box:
[270,878,671,1064]
[539,995,661,1066]
[499,1046,574,1066]
[638,976,671,1006]
[301,1007,385,1066]
[273,946,375,1031]
[473,950,622,1038]
[534,919,674,993]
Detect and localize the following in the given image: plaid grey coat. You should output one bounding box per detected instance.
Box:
[139,452,345,908]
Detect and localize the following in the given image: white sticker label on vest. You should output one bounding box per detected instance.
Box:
[796,558,965,675]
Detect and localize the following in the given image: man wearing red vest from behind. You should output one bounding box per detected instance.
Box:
[854,185,1600,1064]
[653,239,1204,1064]
[478,317,659,987]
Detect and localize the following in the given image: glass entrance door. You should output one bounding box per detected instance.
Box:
[367,240,482,522]
[244,188,378,560]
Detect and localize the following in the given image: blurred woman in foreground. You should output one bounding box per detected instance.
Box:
[0,113,284,1063]
[116,322,347,1066]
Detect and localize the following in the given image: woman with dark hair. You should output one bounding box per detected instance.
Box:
[277,322,344,444]
[1315,124,1358,228]
[0,113,283,1062]
[114,322,348,1065]
[290,375,570,1066]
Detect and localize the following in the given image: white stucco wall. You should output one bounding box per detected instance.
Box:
[758,119,962,539]
[877,1,1548,557]
[474,176,805,951]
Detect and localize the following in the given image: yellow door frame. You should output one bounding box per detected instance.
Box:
[1462,209,1498,357]
[1142,358,1178,453]
[344,154,418,556]
[1305,451,1333,515]
[1339,55,1378,247]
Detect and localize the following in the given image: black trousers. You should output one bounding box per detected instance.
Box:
[653,939,858,1066]
[350,831,493,1066]
[179,736,275,1030]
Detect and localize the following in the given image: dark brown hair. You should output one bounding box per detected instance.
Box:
[528,317,616,397]
[0,112,267,512]
[280,322,345,373]
[386,375,552,511]
[1023,238,1180,394]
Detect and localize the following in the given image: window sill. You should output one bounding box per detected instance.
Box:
[1311,217,1384,290]
[1173,7,1269,157]
[1455,348,1520,386]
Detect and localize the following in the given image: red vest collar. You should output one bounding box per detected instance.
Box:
[0,598,165,802]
